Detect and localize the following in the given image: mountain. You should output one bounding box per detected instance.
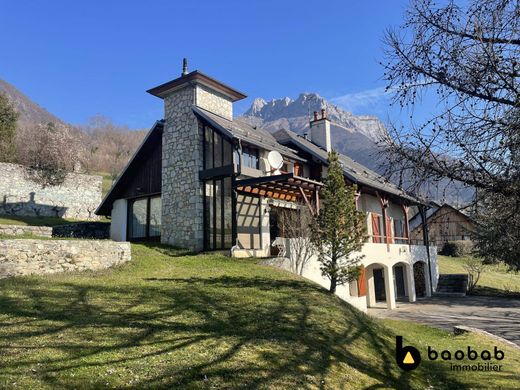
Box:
[239,93,474,205]
[0,79,63,126]
[239,92,386,172]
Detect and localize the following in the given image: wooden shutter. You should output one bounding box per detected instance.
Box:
[293,162,303,176]
[357,265,367,296]
[371,214,381,243]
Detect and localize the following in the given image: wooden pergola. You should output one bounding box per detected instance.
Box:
[234,173,323,215]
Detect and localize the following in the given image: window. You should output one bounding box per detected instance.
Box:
[128,196,161,241]
[204,125,233,170]
[204,177,233,250]
[242,146,259,169]
[394,219,408,244]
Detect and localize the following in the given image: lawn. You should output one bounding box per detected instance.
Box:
[0,245,519,389]
[93,171,114,197]
[0,215,78,227]
[438,255,520,297]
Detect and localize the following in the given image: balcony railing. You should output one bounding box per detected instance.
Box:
[366,235,425,246]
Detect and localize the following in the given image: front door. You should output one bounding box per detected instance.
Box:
[373,268,386,301]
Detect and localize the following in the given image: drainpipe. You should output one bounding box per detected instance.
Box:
[419,204,434,295]
[230,139,242,257]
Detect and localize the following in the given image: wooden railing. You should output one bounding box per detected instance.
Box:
[366,235,424,245]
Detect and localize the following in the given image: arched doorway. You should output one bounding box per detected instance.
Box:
[413,262,427,298]
[365,263,396,309]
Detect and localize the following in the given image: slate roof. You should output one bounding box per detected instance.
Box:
[192,106,305,162]
[274,128,422,204]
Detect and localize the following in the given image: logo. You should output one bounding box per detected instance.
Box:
[395,336,505,372]
[395,336,421,371]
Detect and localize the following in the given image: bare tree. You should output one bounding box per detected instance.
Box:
[16,122,83,186]
[382,0,519,201]
[463,257,486,292]
[382,0,520,269]
[81,115,146,178]
[278,206,314,276]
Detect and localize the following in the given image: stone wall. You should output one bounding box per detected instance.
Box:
[195,84,233,120]
[52,222,110,239]
[161,86,205,251]
[0,162,102,220]
[0,225,52,238]
[0,239,131,278]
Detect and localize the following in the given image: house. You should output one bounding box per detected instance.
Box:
[96,61,438,311]
[409,202,476,249]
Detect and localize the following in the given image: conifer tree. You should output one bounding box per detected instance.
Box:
[311,151,367,293]
[0,93,18,162]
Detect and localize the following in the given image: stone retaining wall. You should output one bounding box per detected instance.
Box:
[0,162,102,220]
[0,239,131,278]
[52,222,110,239]
[0,225,53,238]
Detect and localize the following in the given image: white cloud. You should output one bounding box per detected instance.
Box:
[329,86,391,113]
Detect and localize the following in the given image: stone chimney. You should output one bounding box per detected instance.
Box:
[146,60,246,251]
[309,109,331,152]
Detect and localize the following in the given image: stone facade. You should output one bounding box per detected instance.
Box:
[161,82,236,251]
[195,84,233,120]
[0,163,102,220]
[0,225,52,238]
[161,86,204,250]
[0,239,131,278]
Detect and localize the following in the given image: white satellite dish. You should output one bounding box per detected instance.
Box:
[267,150,284,171]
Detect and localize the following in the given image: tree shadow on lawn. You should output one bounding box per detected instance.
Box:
[0,270,465,388]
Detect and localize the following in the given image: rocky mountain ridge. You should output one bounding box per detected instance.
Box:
[239,92,387,172]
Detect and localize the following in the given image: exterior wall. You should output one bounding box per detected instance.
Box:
[195,84,233,120]
[0,239,131,278]
[161,86,204,251]
[411,206,475,247]
[266,240,438,312]
[0,225,52,238]
[236,194,261,250]
[0,162,102,220]
[110,199,127,241]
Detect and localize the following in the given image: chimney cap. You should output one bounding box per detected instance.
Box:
[321,108,327,119]
[182,58,188,76]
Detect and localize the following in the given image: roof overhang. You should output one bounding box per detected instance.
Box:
[147,70,247,101]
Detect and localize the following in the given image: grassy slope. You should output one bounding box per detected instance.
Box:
[0,215,77,227]
[0,245,518,389]
[92,171,113,197]
[438,255,520,296]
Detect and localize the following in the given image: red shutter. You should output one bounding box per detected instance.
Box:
[371,214,381,243]
[357,266,367,296]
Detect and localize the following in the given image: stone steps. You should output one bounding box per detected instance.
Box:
[435,274,468,296]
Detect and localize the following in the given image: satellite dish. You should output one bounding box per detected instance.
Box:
[267,150,284,171]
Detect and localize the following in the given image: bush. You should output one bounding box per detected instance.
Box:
[441,240,474,257]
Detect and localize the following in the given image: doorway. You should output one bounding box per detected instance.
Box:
[394,265,406,299]
[373,268,386,301]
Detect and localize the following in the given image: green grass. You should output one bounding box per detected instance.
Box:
[0,244,519,389]
[438,255,520,297]
[0,215,78,227]
[93,171,114,197]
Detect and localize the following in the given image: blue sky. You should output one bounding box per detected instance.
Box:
[0,0,420,129]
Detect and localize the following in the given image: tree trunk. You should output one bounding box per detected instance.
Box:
[329,276,337,294]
